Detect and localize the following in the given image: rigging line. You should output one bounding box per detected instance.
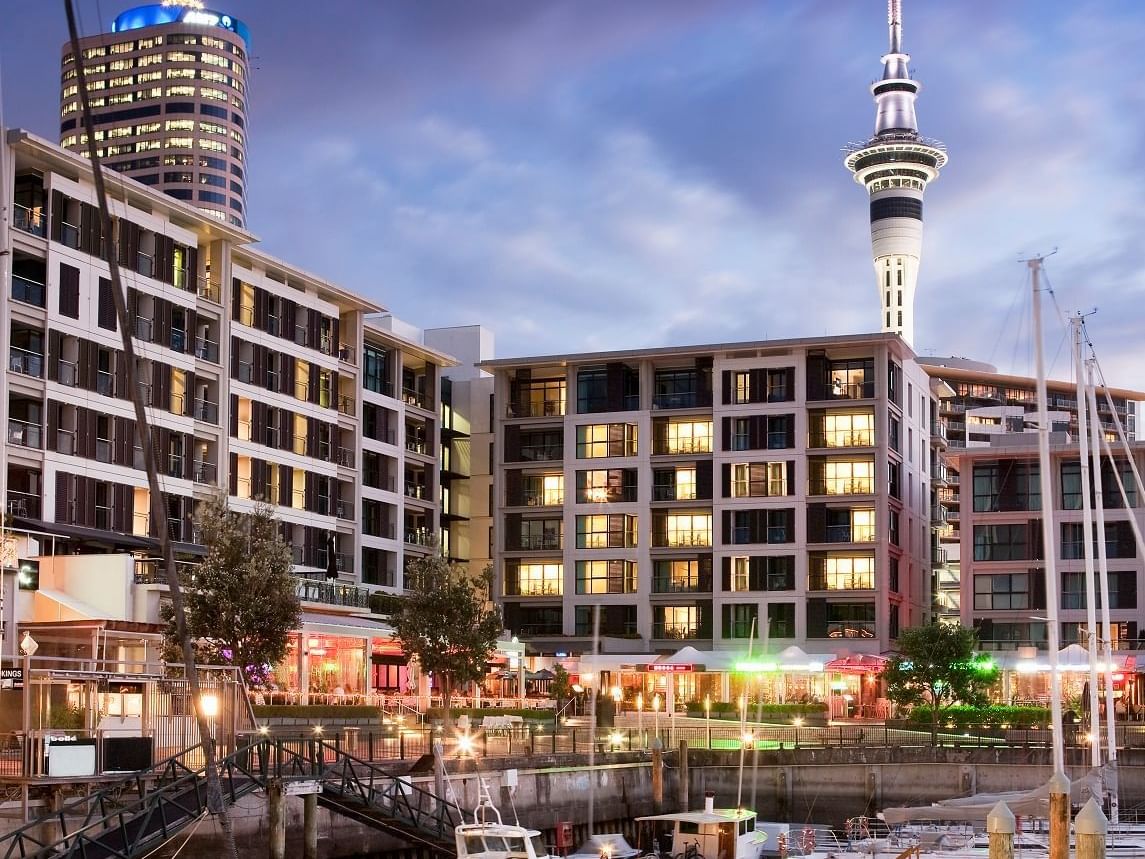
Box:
[1006,267,1032,380]
[1039,267,1074,383]
[986,266,1029,369]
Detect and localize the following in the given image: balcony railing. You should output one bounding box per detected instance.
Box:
[514,533,562,551]
[402,388,432,411]
[136,250,154,278]
[651,623,707,641]
[193,398,218,424]
[337,447,355,468]
[56,360,77,387]
[6,491,41,518]
[13,203,46,237]
[8,419,42,449]
[61,221,80,249]
[198,277,221,303]
[404,528,434,547]
[132,559,201,586]
[931,420,949,444]
[404,483,427,500]
[933,546,948,566]
[193,459,217,484]
[336,500,354,520]
[96,370,115,397]
[654,532,712,548]
[295,577,371,610]
[508,400,565,418]
[654,439,712,456]
[932,505,948,525]
[825,524,876,543]
[56,428,75,454]
[134,316,154,342]
[516,625,565,637]
[405,439,428,455]
[195,336,220,363]
[519,489,563,507]
[338,343,356,365]
[826,380,876,400]
[337,396,356,417]
[808,431,875,449]
[9,347,43,377]
[651,576,712,594]
[12,274,46,307]
[652,391,711,410]
[518,445,563,462]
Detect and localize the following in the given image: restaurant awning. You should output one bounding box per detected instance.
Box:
[300,612,394,640]
[824,653,889,674]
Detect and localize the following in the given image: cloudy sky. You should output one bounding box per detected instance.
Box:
[4,1,1145,388]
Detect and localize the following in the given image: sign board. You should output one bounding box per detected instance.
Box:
[641,664,700,673]
[283,780,322,796]
[0,667,23,689]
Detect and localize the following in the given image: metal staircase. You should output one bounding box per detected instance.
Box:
[0,737,463,859]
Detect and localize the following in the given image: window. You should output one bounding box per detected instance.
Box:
[1061,521,1137,560]
[974,573,1030,611]
[973,524,1035,561]
[725,556,795,592]
[576,468,637,503]
[1061,570,1136,610]
[363,345,389,395]
[822,459,875,495]
[888,460,901,499]
[828,358,875,399]
[728,509,792,545]
[889,414,900,452]
[1061,459,1136,510]
[522,474,563,506]
[973,461,1041,512]
[654,605,704,639]
[653,466,695,502]
[889,557,900,592]
[653,369,705,409]
[513,377,566,417]
[825,603,875,638]
[576,423,637,458]
[722,604,758,639]
[511,562,563,597]
[664,513,712,548]
[810,555,875,590]
[575,514,637,549]
[577,366,639,413]
[768,603,795,638]
[731,462,787,498]
[516,518,561,551]
[818,412,875,448]
[659,420,713,455]
[575,605,637,637]
[652,559,709,593]
[575,560,637,594]
[826,508,875,543]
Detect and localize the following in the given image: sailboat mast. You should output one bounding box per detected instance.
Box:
[1072,317,1102,771]
[1085,358,1118,823]
[1031,257,1065,775]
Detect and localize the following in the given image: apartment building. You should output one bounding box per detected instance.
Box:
[955,437,1145,707]
[1,129,452,694]
[486,333,937,660]
[920,357,1141,625]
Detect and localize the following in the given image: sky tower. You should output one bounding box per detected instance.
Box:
[844,0,946,348]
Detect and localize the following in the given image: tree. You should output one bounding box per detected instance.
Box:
[883,623,999,744]
[390,554,503,725]
[161,496,299,685]
[549,664,573,717]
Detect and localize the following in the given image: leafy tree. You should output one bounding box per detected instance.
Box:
[883,623,999,743]
[549,664,573,716]
[161,496,299,685]
[391,554,503,725]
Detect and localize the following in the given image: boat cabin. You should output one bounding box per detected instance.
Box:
[455,821,551,859]
[637,805,767,859]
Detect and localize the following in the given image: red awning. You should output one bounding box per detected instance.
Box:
[824,653,889,675]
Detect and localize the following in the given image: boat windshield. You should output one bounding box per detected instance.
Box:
[529,834,548,857]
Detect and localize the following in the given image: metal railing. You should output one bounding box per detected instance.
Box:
[826,380,876,400]
[57,359,78,386]
[651,575,712,594]
[198,276,221,303]
[337,446,354,467]
[134,316,154,342]
[8,418,42,449]
[193,397,218,424]
[8,346,43,377]
[338,343,356,364]
[13,202,46,236]
[338,395,356,417]
[295,577,371,609]
[404,528,433,546]
[808,431,875,448]
[402,388,432,410]
[508,399,565,418]
[12,273,46,306]
[193,459,217,484]
[517,444,563,462]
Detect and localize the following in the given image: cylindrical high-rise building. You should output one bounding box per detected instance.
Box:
[59,2,251,228]
[844,0,945,348]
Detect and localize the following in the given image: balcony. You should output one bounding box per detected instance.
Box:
[652,391,711,410]
[402,388,432,411]
[337,447,355,468]
[516,624,565,637]
[651,623,707,641]
[198,277,221,303]
[654,532,712,549]
[6,491,41,518]
[651,575,712,594]
[518,444,563,462]
[826,381,876,400]
[933,546,948,566]
[931,504,948,525]
[8,419,42,449]
[56,427,75,454]
[338,396,356,417]
[338,343,356,365]
[237,361,253,383]
[9,347,43,378]
[294,577,371,610]
[405,438,428,455]
[404,483,427,501]
[825,525,875,543]
[508,400,565,418]
[514,533,562,551]
[56,360,78,387]
[173,267,191,292]
[655,438,711,456]
[193,460,217,484]
[12,273,45,307]
[60,221,80,249]
[808,431,875,449]
[13,203,46,237]
[519,489,563,507]
[96,370,115,397]
[132,559,201,586]
[134,317,154,342]
[336,500,354,520]
[195,336,220,363]
[136,251,154,278]
[931,420,949,446]
[404,528,433,547]
[193,398,218,424]
[932,463,949,485]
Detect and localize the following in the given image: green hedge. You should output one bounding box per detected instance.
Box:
[425,707,555,722]
[906,705,1051,728]
[253,705,383,720]
[683,701,828,720]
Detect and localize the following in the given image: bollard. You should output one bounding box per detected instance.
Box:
[1076,797,1108,859]
[678,740,689,811]
[651,738,663,814]
[1048,771,1070,859]
[303,792,319,859]
[267,780,286,859]
[986,801,1015,859]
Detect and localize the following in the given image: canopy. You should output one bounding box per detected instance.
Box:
[657,646,709,666]
[824,653,889,674]
[881,769,1103,825]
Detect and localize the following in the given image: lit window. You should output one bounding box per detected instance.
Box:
[199,138,227,152]
[138,53,164,67]
[823,460,875,495]
[166,86,196,97]
[731,462,786,498]
[165,119,195,132]
[817,555,875,590]
[516,562,563,597]
[109,75,134,88]
[662,420,712,455]
[165,137,193,148]
[165,68,196,79]
[665,513,711,548]
[576,423,637,458]
[575,560,636,595]
[199,120,227,136]
[821,412,874,447]
[200,87,228,101]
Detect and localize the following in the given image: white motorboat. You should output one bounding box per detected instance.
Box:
[566,833,642,859]
[455,780,554,859]
[636,793,771,859]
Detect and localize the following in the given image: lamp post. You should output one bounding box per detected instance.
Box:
[704,694,712,749]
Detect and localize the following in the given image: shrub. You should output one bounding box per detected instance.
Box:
[253,705,382,720]
[684,701,828,720]
[425,707,554,722]
[905,705,1050,728]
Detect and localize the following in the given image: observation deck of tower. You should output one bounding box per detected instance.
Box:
[844,0,946,348]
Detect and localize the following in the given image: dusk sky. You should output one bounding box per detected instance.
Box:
[4,1,1145,389]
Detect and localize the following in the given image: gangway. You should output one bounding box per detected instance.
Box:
[0,737,463,858]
